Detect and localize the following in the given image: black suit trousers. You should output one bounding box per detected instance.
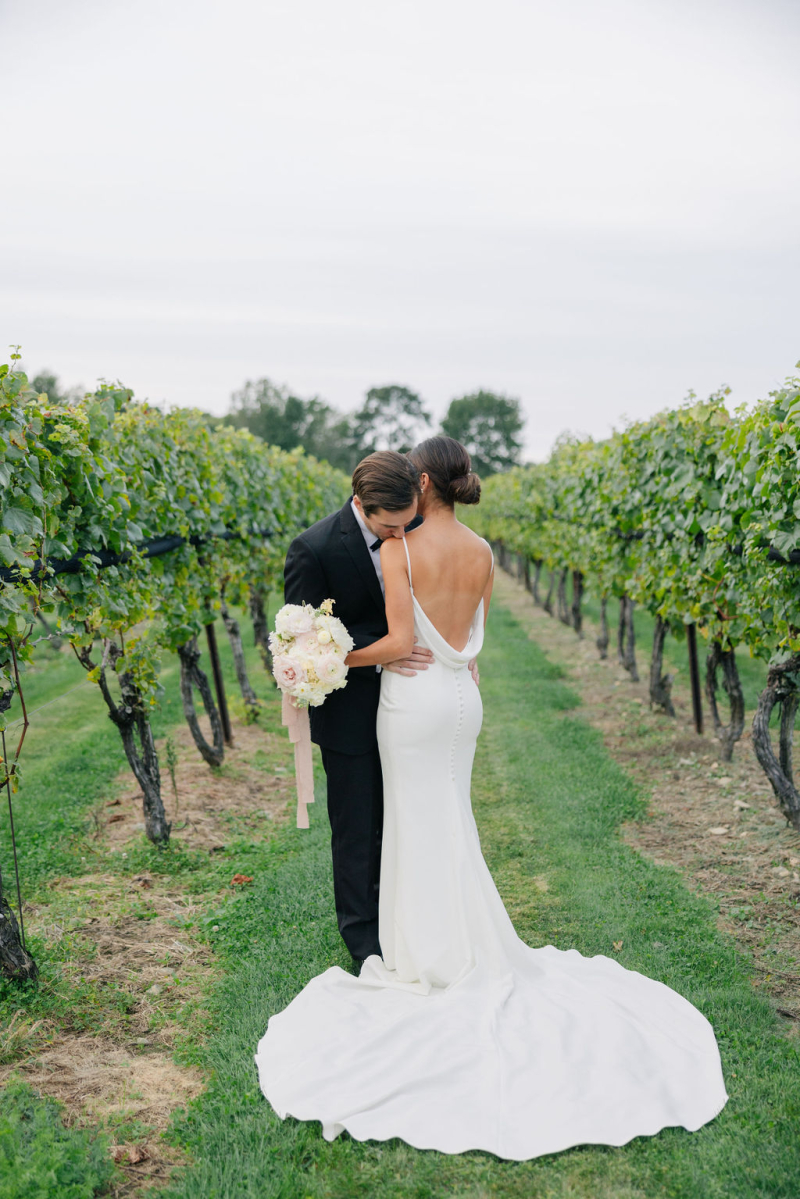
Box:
[320,744,383,961]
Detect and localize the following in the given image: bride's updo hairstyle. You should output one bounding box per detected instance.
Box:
[408,436,481,507]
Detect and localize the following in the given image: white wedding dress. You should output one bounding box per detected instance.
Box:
[255,542,728,1159]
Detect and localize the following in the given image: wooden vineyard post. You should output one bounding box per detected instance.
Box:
[686,622,704,735]
[205,621,233,746]
[571,570,584,638]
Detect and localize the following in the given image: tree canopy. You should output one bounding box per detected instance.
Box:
[223,379,354,471]
[441,390,524,477]
[349,384,432,456]
[31,371,83,405]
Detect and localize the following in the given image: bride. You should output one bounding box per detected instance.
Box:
[255,435,728,1160]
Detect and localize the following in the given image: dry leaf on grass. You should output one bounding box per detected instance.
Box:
[111,1143,150,1165]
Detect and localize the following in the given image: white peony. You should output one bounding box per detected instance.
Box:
[275,603,315,639]
[316,613,354,653]
[330,621,354,653]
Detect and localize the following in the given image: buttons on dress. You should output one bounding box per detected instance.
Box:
[450,673,465,782]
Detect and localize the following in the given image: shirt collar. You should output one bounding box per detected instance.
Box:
[351,497,376,545]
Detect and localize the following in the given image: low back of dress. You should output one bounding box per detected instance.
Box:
[401,535,487,669]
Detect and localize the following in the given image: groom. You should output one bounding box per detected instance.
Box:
[283,451,433,970]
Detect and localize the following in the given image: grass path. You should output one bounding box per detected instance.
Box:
[0,620,283,1196]
[153,597,800,1199]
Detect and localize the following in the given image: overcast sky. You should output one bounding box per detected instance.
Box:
[2,0,798,460]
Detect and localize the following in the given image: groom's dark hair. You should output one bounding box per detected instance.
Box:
[352,451,421,515]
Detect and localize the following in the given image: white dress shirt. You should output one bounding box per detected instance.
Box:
[351,498,384,672]
[351,498,385,596]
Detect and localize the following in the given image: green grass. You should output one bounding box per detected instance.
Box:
[0,1079,114,1199]
[0,614,280,1196]
[146,599,800,1199]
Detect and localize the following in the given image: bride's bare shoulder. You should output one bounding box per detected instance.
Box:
[379,537,407,560]
[459,525,493,562]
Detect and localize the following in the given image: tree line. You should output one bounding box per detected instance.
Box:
[221,379,525,477]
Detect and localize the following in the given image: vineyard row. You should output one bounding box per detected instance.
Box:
[0,355,349,981]
[466,372,800,833]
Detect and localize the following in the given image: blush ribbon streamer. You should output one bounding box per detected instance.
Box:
[282,692,315,828]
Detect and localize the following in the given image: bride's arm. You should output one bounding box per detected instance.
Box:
[344,539,414,667]
[469,547,495,686]
[482,556,494,627]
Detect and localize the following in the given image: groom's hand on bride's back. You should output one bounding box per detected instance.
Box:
[383,638,435,677]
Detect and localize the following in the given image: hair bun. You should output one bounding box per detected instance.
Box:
[446,471,481,506]
[408,435,481,508]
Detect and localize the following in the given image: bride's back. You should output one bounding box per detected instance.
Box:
[405,520,492,652]
[394,434,495,652]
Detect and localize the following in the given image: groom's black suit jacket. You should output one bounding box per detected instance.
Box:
[284,499,418,755]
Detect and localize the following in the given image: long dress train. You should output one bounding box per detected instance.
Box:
[254,542,727,1160]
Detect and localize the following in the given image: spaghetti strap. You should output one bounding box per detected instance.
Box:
[402,535,414,594]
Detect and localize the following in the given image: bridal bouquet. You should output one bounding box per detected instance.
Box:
[270,599,354,707]
[272,600,353,829]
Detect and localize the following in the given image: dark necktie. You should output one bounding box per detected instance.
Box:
[370,538,381,552]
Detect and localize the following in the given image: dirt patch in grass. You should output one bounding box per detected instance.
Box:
[21,868,216,1042]
[1,1036,202,1194]
[4,705,294,1194]
[100,716,294,853]
[494,569,800,1024]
